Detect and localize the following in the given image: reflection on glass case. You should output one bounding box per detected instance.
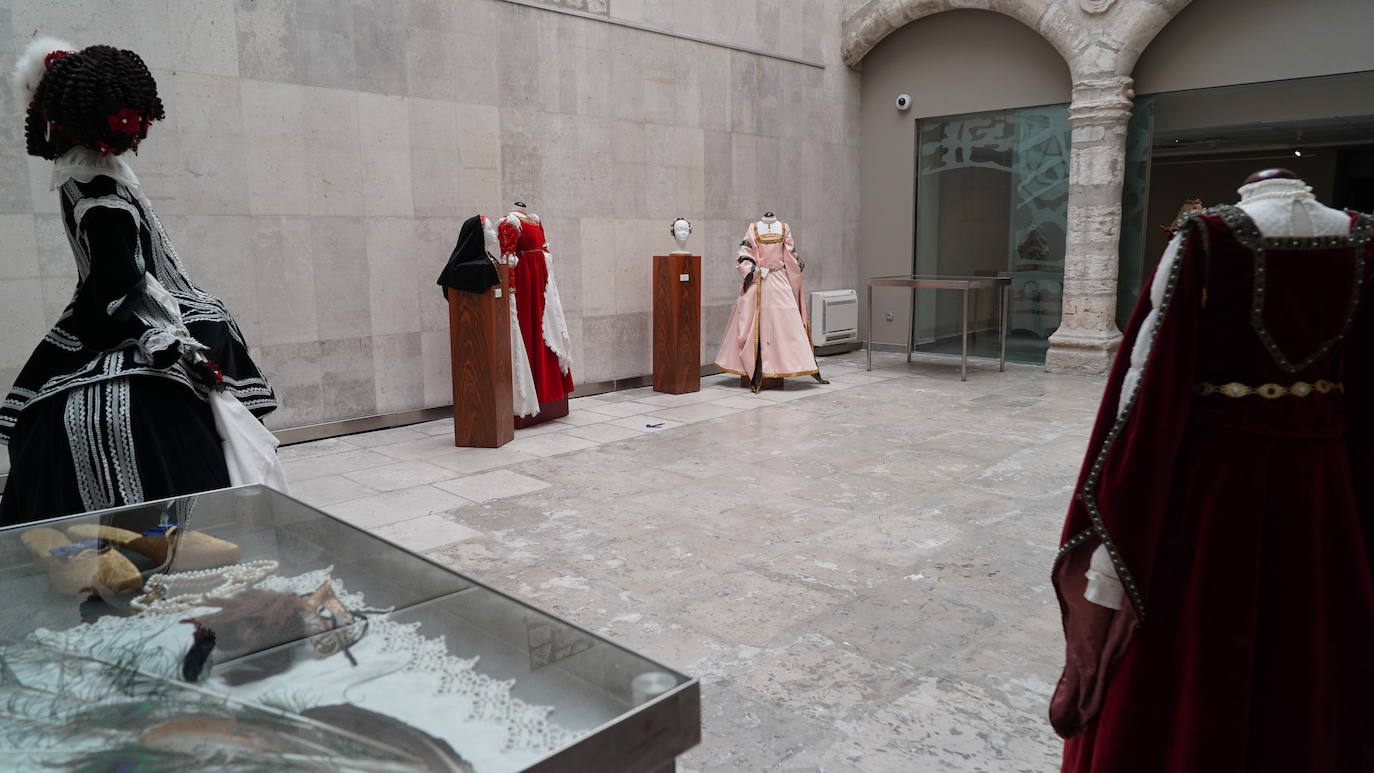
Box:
[0,485,700,772]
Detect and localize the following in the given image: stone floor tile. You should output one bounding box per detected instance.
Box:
[342,426,431,448]
[814,674,1059,771]
[512,420,570,437]
[288,474,378,508]
[725,632,921,725]
[579,400,661,418]
[651,402,744,424]
[606,415,686,433]
[562,422,645,443]
[371,433,464,461]
[411,418,455,436]
[708,395,770,410]
[752,385,828,402]
[435,469,551,502]
[505,432,602,457]
[552,410,613,427]
[427,446,539,474]
[678,681,844,772]
[373,513,483,552]
[673,570,840,649]
[655,454,740,480]
[637,389,732,408]
[282,448,398,482]
[278,437,357,462]
[585,386,654,404]
[823,371,894,386]
[323,484,472,529]
[343,460,459,491]
[569,394,611,405]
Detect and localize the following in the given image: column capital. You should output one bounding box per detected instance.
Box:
[1069,77,1134,125]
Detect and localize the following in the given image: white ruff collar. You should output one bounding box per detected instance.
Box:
[51,145,142,191]
[1237,177,1314,203]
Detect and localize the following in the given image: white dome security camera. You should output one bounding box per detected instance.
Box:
[895,93,912,111]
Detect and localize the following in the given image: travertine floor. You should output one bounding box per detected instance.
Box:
[285,350,1104,772]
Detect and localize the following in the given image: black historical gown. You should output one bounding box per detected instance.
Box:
[0,149,276,525]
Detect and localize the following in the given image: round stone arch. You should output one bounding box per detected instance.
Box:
[841,0,1075,72]
[840,0,1199,374]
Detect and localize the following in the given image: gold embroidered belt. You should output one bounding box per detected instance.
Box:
[1194,379,1344,399]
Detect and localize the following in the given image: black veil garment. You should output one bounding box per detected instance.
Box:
[436,215,500,296]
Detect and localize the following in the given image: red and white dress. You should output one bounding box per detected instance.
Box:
[497,211,573,418]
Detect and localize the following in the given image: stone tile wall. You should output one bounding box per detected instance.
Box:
[0,0,861,461]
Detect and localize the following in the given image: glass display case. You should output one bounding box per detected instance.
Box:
[0,485,699,772]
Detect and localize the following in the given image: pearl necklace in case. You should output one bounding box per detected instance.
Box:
[130,559,280,614]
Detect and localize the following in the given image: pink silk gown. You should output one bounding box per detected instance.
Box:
[714,221,819,381]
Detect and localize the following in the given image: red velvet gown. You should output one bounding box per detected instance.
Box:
[497,212,574,419]
[1051,205,1374,771]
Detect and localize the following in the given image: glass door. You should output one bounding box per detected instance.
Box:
[912,104,1071,364]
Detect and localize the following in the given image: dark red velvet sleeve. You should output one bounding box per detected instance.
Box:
[1049,222,1205,737]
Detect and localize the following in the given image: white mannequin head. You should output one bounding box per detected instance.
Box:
[670,217,692,253]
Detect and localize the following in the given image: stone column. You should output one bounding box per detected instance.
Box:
[1045,77,1134,375]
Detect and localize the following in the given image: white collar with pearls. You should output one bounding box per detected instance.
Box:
[51,145,142,191]
[1237,178,1315,204]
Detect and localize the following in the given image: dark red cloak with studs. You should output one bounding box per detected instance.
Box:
[1051,206,1374,772]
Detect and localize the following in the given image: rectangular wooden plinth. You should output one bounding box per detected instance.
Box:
[448,271,514,448]
[653,254,701,394]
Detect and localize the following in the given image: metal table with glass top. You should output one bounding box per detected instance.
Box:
[0,485,699,772]
[866,274,1012,381]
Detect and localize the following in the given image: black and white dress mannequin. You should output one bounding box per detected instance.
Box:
[0,39,276,525]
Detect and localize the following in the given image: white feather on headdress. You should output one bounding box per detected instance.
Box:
[12,36,76,107]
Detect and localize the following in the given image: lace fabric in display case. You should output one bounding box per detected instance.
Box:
[0,486,700,772]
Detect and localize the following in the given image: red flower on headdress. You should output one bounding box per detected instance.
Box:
[95,140,116,157]
[43,50,70,68]
[108,108,145,135]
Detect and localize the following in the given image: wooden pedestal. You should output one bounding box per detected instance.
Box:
[447,269,514,448]
[652,254,701,394]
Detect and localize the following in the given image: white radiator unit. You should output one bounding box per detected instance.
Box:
[810,290,859,347]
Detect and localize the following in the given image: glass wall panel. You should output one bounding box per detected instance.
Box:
[912,104,1071,364]
[1117,96,1156,331]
